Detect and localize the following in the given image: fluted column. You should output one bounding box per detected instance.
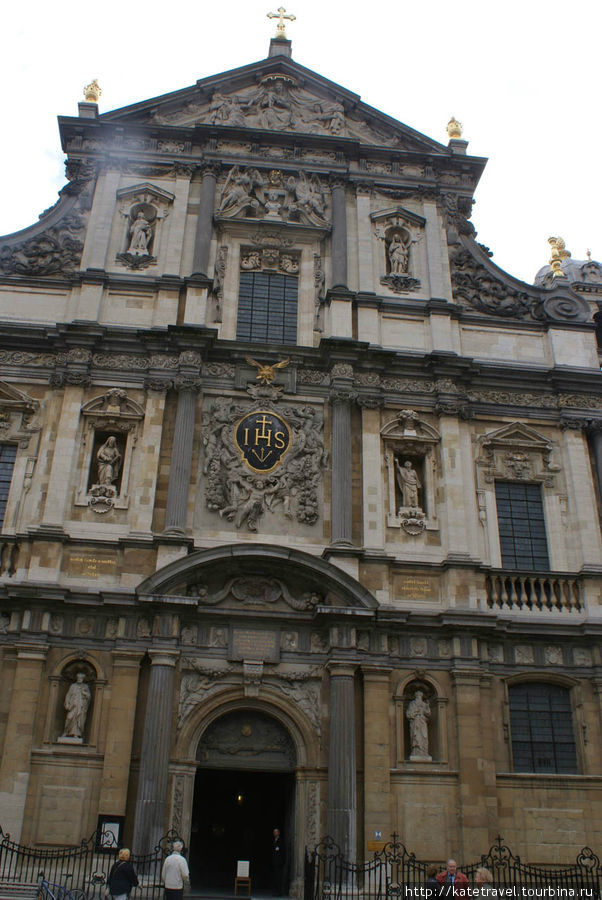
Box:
[330,179,348,289]
[132,651,179,855]
[191,164,219,276]
[330,368,356,546]
[327,663,357,862]
[164,358,202,535]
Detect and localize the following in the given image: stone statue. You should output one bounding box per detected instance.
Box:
[396,459,421,508]
[96,436,122,486]
[127,210,153,255]
[406,689,431,760]
[62,672,91,740]
[218,167,260,216]
[388,232,410,274]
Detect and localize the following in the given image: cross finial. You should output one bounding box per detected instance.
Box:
[267,6,295,39]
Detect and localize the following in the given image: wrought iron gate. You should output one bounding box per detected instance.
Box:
[0,826,183,899]
[304,836,602,900]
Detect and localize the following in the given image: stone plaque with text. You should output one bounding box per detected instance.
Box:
[65,552,118,579]
[231,628,279,662]
[395,574,439,601]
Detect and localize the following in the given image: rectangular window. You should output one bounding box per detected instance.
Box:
[495,481,550,570]
[509,683,577,774]
[0,443,17,530]
[237,272,298,345]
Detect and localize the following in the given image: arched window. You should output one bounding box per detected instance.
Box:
[509,682,577,774]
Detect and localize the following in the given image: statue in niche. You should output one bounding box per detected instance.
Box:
[127,210,153,255]
[396,459,421,509]
[96,436,122,487]
[61,672,91,741]
[388,231,410,274]
[406,689,431,761]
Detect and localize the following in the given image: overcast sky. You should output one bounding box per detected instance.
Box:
[2,0,600,283]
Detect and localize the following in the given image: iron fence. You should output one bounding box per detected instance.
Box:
[304,836,602,900]
[0,826,183,899]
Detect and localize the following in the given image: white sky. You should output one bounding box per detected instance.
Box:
[2,0,600,284]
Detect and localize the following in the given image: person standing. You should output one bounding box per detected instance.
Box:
[161,841,190,900]
[271,827,286,896]
[107,848,138,900]
[437,860,469,898]
[425,864,441,898]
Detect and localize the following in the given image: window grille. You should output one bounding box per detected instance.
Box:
[509,682,577,774]
[0,443,17,530]
[237,272,298,345]
[495,481,550,570]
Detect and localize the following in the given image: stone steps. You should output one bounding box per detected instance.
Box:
[0,883,38,900]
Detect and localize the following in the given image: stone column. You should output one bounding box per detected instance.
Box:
[191,164,219,276]
[330,371,356,546]
[327,663,357,861]
[589,421,602,508]
[330,179,348,289]
[164,365,202,535]
[99,651,143,816]
[451,669,496,858]
[41,384,86,529]
[0,643,48,841]
[362,667,391,850]
[132,650,179,855]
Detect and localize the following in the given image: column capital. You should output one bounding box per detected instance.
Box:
[200,162,221,179]
[148,649,180,667]
[173,375,202,393]
[16,643,49,661]
[327,661,357,678]
[111,650,145,668]
[361,665,392,682]
[450,667,483,686]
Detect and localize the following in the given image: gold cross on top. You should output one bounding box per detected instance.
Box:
[267,6,296,39]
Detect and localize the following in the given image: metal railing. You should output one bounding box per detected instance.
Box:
[304,835,601,900]
[0,826,183,900]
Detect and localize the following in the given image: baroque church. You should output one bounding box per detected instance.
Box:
[1,19,602,893]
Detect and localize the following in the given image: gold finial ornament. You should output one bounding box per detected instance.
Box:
[83,79,102,103]
[245,356,290,384]
[267,6,296,39]
[586,248,592,261]
[548,236,571,278]
[447,117,463,140]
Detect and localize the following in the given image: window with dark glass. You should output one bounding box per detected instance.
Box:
[0,443,17,530]
[494,481,550,570]
[237,272,298,345]
[509,682,577,774]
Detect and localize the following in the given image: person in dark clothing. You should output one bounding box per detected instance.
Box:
[107,848,139,900]
[271,827,286,896]
[426,864,441,898]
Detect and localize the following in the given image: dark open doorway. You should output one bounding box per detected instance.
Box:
[190,768,295,893]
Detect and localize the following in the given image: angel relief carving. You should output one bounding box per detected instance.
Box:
[217,166,328,226]
[201,398,327,531]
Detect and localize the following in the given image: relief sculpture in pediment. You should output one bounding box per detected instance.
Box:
[152,74,404,145]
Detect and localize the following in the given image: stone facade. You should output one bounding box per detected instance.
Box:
[1,36,602,887]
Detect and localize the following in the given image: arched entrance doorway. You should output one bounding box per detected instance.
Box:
[190,709,297,893]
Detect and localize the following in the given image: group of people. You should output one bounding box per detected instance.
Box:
[106,841,189,900]
[426,860,495,897]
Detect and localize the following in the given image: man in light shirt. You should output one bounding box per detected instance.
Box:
[161,841,190,900]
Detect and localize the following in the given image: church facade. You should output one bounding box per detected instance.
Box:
[1,32,602,890]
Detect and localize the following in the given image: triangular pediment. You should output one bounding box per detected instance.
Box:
[481,422,552,450]
[100,56,450,153]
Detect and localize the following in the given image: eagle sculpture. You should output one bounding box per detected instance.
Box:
[245,356,290,385]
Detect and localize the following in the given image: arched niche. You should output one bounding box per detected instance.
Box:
[197,708,296,771]
[43,655,105,748]
[394,672,448,766]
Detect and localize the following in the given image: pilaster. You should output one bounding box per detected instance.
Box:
[362,666,391,851]
[0,644,48,841]
[99,651,143,816]
[329,369,356,546]
[164,361,202,535]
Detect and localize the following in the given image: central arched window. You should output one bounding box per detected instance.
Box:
[509,682,577,774]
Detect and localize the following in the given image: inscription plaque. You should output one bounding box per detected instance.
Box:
[396,574,439,601]
[66,552,118,579]
[231,628,279,662]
